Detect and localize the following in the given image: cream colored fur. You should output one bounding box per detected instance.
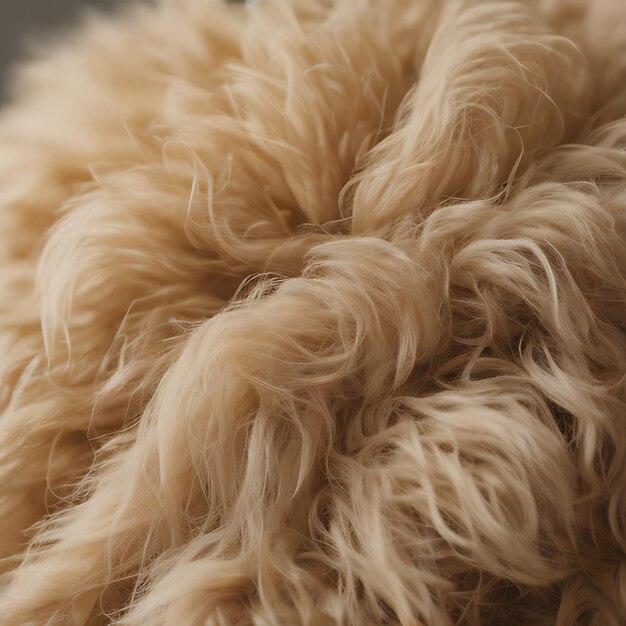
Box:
[0,0,624,624]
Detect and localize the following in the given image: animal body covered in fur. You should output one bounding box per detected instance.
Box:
[0,0,624,624]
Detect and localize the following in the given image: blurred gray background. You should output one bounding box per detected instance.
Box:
[0,0,127,102]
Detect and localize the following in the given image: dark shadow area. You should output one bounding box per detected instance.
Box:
[0,0,129,102]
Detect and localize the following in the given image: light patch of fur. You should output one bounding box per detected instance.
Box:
[0,0,624,624]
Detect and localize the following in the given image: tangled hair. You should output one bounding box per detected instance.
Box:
[0,0,624,623]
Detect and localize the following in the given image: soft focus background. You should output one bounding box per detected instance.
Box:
[0,0,126,102]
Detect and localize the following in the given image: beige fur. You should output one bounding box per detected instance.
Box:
[0,0,624,624]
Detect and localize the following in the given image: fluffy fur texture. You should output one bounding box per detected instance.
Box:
[0,0,624,624]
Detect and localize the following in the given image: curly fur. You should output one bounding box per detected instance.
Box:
[0,0,624,624]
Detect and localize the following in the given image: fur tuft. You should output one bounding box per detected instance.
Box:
[0,0,624,624]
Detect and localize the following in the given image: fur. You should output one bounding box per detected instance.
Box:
[0,0,624,624]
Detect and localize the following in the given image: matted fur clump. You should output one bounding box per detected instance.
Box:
[0,0,624,623]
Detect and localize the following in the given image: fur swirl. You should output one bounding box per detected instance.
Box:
[0,0,624,624]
